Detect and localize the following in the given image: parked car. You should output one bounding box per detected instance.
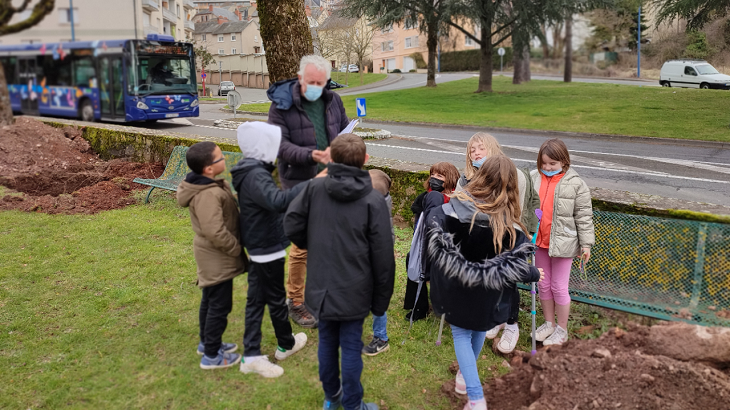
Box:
[218,81,236,96]
[328,80,348,89]
[659,60,730,89]
[339,64,359,73]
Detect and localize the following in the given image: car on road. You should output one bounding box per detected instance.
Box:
[659,60,730,89]
[328,80,348,89]
[339,64,359,73]
[218,81,236,96]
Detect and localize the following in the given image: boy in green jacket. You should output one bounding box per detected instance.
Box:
[177,141,248,369]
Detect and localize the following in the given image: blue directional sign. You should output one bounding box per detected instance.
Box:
[356,98,366,117]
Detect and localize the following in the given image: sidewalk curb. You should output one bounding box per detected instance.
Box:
[337,73,403,95]
[226,112,729,149]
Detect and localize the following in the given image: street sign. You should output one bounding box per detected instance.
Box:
[497,47,505,72]
[227,90,241,118]
[497,47,505,56]
[356,98,366,117]
[201,73,207,79]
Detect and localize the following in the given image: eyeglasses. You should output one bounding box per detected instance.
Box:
[212,157,225,164]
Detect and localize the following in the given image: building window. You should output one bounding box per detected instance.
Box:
[405,20,418,30]
[465,35,474,46]
[202,34,207,41]
[218,35,224,42]
[231,48,237,54]
[218,49,225,54]
[177,5,181,17]
[231,34,236,41]
[58,8,79,23]
[405,37,419,49]
[254,46,260,53]
[380,24,393,34]
[388,41,394,51]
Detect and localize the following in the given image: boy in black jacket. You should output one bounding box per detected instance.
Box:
[230,122,309,379]
[284,134,395,410]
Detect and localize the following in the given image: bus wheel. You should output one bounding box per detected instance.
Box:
[79,100,94,122]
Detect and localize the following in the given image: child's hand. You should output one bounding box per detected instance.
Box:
[581,247,591,264]
[538,268,545,282]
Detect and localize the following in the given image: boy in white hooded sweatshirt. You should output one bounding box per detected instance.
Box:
[230,122,310,378]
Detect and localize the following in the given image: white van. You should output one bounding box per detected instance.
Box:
[659,60,730,89]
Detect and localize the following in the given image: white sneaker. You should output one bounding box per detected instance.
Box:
[534,321,555,342]
[455,370,466,395]
[274,332,308,361]
[542,325,568,346]
[497,325,519,354]
[240,356,284,378]
[485,323,504,340]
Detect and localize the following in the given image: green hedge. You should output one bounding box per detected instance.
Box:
[440,48,513,72]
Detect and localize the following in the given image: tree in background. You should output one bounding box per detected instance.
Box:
[0,0,56,125]
[317,13,374,85]
[654,0,730,31]
[342,0,451,87]
[188,36,217,72]
[258,0,313,82]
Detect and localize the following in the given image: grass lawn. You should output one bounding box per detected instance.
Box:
[1,192,626,409]
[240,77,730,142]
[330,72,388,88]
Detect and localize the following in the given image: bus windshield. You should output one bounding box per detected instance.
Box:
[128,41,195,96]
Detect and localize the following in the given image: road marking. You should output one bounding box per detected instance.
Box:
[167,118,193,125]
[193,124,236,132]
[365,142,730,185]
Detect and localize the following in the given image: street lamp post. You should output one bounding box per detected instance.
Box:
[637,6,641,78]
[69,0,76,41]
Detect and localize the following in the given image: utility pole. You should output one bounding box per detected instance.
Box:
[637,6,641,78]
[132,0,139,39]
[69,0,76,41]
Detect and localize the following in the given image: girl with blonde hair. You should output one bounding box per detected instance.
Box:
[425,155,543,410]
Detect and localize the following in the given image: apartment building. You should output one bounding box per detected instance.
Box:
[0,0,196,45]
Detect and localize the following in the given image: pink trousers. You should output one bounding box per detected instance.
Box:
[535,247,573,305]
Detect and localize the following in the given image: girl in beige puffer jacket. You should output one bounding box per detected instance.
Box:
[530,139,595,346]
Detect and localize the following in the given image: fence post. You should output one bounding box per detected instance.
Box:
[689,223,708,309]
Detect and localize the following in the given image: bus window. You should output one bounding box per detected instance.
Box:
[74,57,96,88]
[0,57,17,83]
[41,56,73,86]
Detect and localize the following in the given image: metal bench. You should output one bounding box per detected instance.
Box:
[133,145,243,203]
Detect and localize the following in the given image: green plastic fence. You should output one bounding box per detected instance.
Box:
[518,211,730,327]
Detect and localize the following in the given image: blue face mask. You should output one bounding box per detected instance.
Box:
[472,157,486,168]
[303,84,323,101]
[542,169,562,177]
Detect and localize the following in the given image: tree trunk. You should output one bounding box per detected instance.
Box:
[258,0,313,82]
[541,25,550,64]
[476,24,493,93]
[513,50,523,84]
[0,63,13,126]
[426,19,438,87]
[564,13,573,83]
[523,47,531,82]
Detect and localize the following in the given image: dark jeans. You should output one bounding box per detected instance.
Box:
[318,318,365,410]
[243,258,295,356]
[199,279,233,358]
[508,287,520,325]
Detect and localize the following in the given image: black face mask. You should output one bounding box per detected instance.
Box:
[429,177,445,192]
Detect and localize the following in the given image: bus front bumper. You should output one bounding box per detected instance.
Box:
[128,106,200,121]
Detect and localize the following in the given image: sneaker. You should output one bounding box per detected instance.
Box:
[463,399,488,410]
[485,323,504,340]
[196,342,238,356]
[360,402,379,410]
[323,388,343,410]
[543,325,568,346]
[455,370,466,395]
[275,332,308,361]
[362,337,389,356]
[240,356,284,378]
[534,321,556,342]
[497,325,519,354]
[289,302,318,328]
[199,351,241,370]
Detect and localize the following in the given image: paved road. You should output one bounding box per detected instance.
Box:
[145,104,730,206]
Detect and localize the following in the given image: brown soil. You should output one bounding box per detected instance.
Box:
[0,117,163,214]
[442,323,730,410]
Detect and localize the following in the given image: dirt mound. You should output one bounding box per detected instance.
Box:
[0,117,163,214]
[443,323,730,410]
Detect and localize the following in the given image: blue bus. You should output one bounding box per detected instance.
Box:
[0,34,199,122]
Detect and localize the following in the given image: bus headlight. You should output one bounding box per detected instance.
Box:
[190,99,199,108]
[137,101,149,110]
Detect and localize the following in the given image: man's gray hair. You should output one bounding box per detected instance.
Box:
[298,55,332,79]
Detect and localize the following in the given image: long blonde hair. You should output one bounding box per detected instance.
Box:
[453,155,526,253]
[465,132,503,180]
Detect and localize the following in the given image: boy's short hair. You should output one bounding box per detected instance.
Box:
[331,134,367,168]
[186,141,218,174]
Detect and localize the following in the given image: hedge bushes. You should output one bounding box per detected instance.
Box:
[440,47,513,72]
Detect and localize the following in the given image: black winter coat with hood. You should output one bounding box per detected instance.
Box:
[283,163,395,321]
[426,197,540,331]
[267,78,350,188]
